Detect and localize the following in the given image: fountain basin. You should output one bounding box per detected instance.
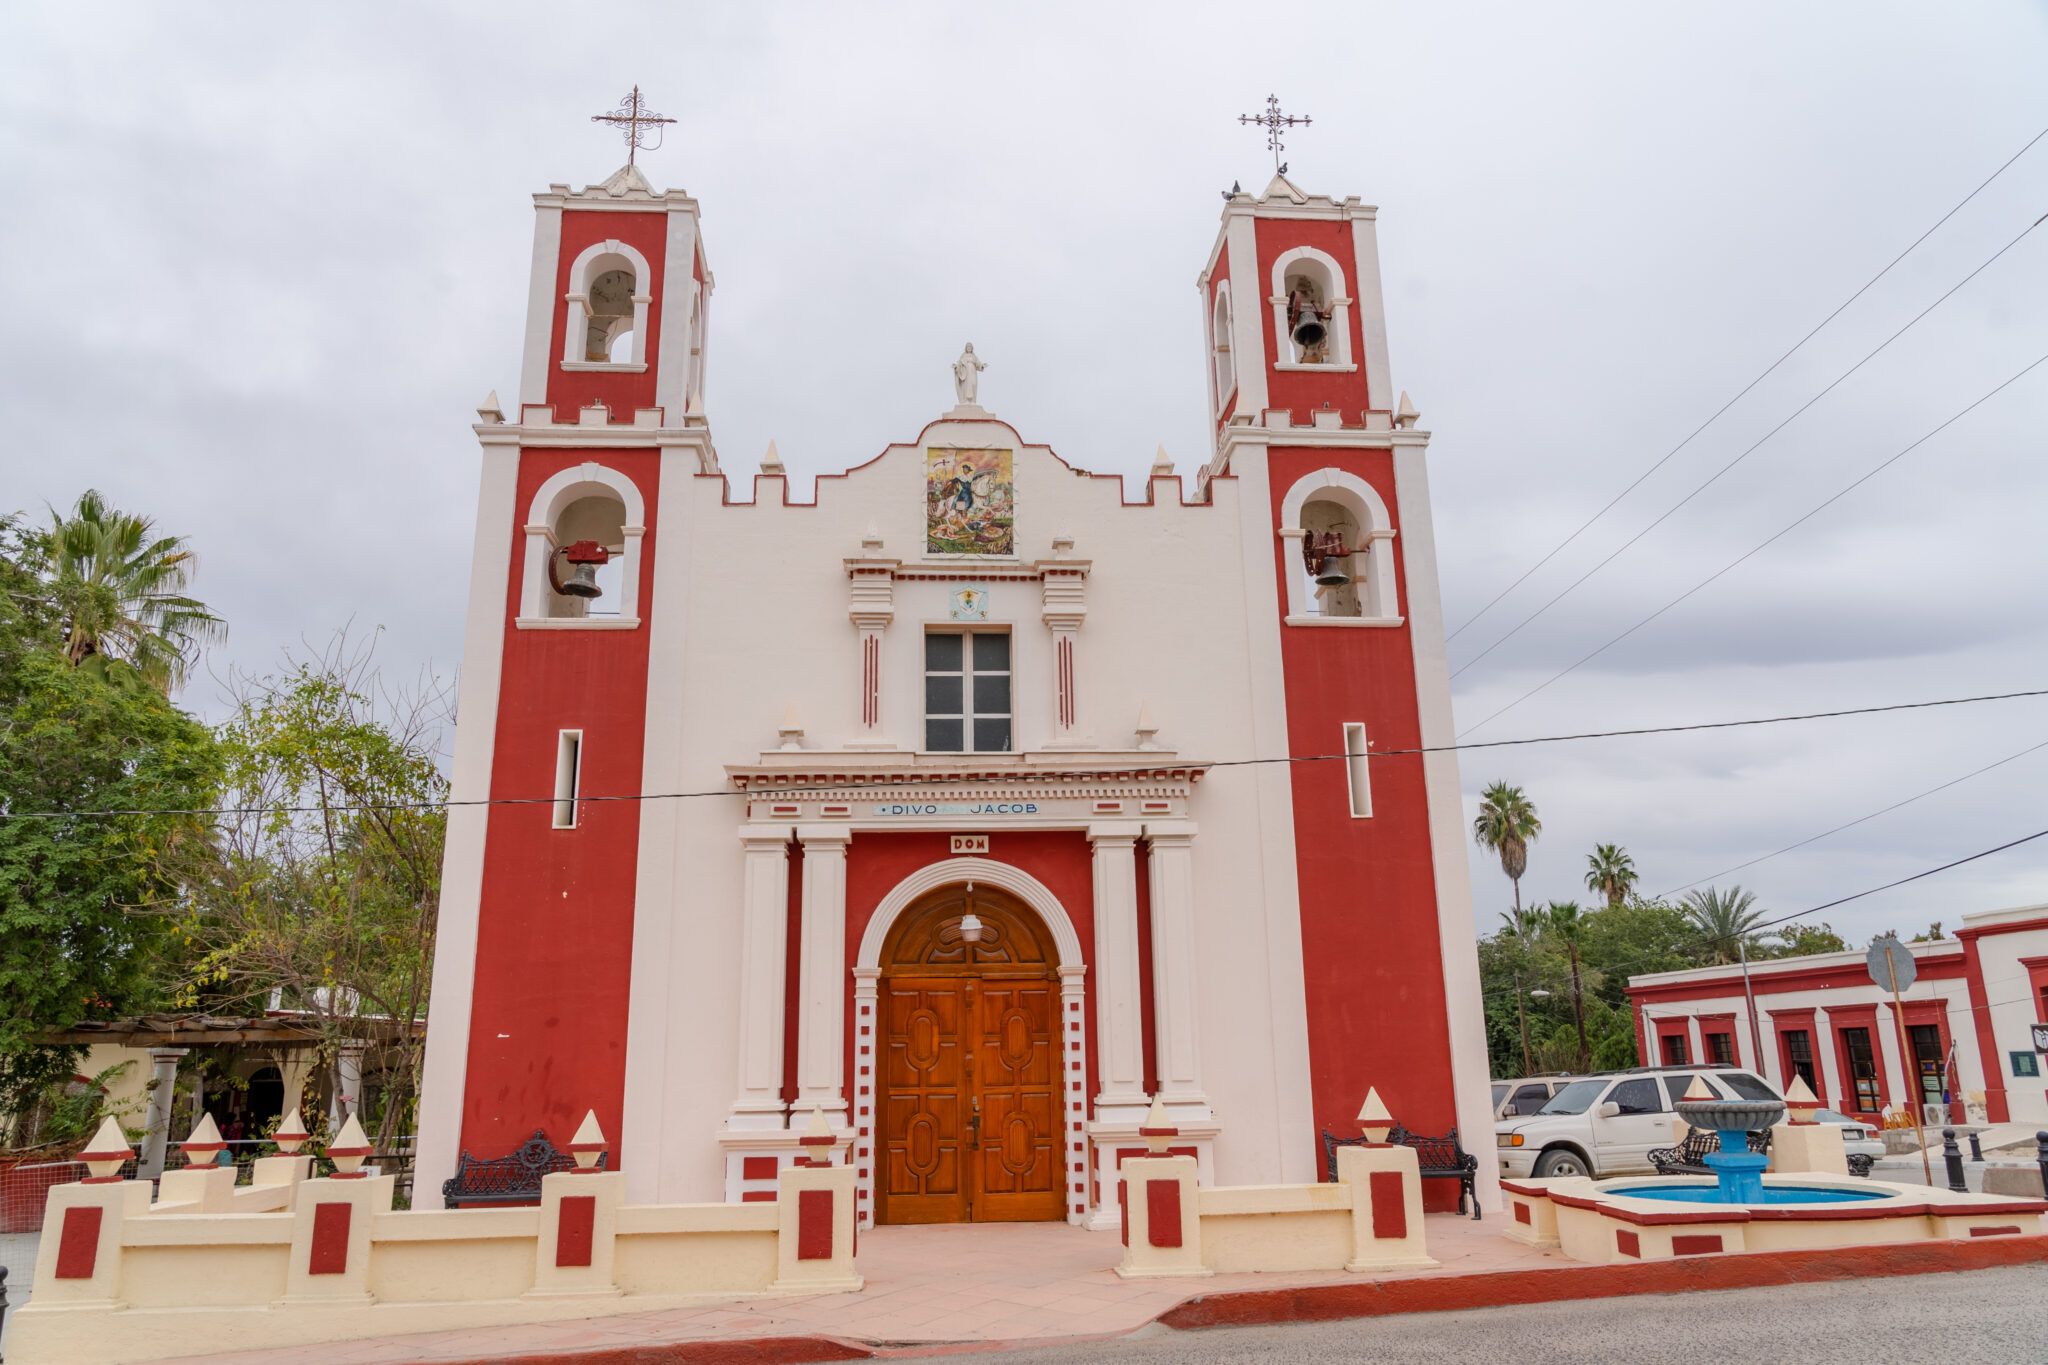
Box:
[1500,1173,2046,1264]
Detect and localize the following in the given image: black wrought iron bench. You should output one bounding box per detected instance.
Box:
[1321,1122,1481,1219]
[1648,1125,1872,1179]
[1647,1125,1768,1176]
[441,1128,603,1207]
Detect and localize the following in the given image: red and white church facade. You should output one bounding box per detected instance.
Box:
[412,159,1498,1228]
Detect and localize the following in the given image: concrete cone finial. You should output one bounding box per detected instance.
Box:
[81,1115,133,1181]
[1151,445,1174,477]
[1394,392,1419,428]
[1682,1075,1715,1102]
[778,704,804,751]
[1141,1094,1177,1154]
[1357,1086,1393,1143]
[1136,700,1161,750]
[1784,1075,1818,1122]
[569,1109,608,1169]
[800,1105,836,1165]
[272,1108,309,1154]
[477,390,504,423]
[762,439,785,475]
[180,1112,226,1167]
[328,1113,372,1178]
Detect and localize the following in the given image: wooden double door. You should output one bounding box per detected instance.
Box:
[876,885,1066,1224]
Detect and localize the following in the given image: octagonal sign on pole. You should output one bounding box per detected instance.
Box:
[1866,934,1930,1184]
[1866,935,1917,993]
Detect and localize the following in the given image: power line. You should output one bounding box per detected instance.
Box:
[7,687,2044,823]
[1447,124,2048,645]
[1476,823,2048,1009]
[1457,348,2048,737]
[1658,735,2048,897]
[1451,209,2048,681]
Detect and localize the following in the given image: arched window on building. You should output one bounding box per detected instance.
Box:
[517,463,647,628]
[1211,282,1235,411]
[1277,467,1400,625]
[562,240,653,371]
[1268,246,1355,371]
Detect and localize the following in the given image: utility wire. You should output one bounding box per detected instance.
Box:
[7,687,2045,823]
[1451,209,2048,681]
[1658,735,2048,897]
[1457,348,2048,737]
[1447,124,2048,645]
[1477,823,2048,1008]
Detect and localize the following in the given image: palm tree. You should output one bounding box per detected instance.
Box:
[1544,901,1591,1071]
[1681,886,1770,965]
[47,489,224,692]
[1584,844,1638,908]
[1472,782,1542,914]
[1498,907,1544,943]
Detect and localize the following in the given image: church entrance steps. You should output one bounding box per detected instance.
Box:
[125,1221,2048,1364]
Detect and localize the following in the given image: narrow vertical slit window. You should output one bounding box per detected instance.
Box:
[554,730,583,829]
[1343,722,1371,818]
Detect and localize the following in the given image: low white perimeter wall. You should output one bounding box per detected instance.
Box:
[11,1164,860,1365]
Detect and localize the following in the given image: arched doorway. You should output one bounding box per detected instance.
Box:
[876,882,1067,1225]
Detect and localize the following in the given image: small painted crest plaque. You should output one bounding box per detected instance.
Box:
[950,586,990,621]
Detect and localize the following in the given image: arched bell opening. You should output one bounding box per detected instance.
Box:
[874,882,1068,1226]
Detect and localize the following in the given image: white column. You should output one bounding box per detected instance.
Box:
[333,1041,367,1124]
[794,827,851,1127]
[851,967,882,1227]
[140,1048,188,1178]
[1089,824,1148,1123]
[1145,824,1209,1120]
[729,828,792,1130]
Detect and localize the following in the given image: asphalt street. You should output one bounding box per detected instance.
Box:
[973,1265,2048,1363]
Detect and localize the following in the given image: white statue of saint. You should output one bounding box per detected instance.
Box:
[952,343,986,406]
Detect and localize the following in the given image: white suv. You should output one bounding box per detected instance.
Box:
[1494,1067,1781,1180]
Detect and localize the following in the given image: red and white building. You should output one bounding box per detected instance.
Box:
[412,159,1497,1227]
[1627,903,2048,1128]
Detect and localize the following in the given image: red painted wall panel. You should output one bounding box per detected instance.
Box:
[1368,1169,1408,1240]
[53,1205,101,1279]
[460,446,660,1164]
[555,1194,596,1267]
[1266,445,1460,1210]
[309,1201,352,1275]
[1254,219,1374,421]
[546,209,670,418]
[797,1187,834,1259]
[1145,1176,1183,1248]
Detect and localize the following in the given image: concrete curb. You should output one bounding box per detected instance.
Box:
[189,1234,2048,1363]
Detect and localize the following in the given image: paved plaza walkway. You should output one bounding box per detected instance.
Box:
[157,1214,1553,1363]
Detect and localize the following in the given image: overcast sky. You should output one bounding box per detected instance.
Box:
[5,3,2046,957]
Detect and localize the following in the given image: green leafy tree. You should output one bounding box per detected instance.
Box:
[1765,921,1849,958]
[46,489,225,693]
[162,634,449,1152]
[1680,885,1770,965]
[0,514,220,1124]
[1583,844,1638,907]
[1473,781,1541,914]
[1543,901,1592,1071]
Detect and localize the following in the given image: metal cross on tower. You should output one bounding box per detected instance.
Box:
[1239,94,1311,174]
[591,86,676,167]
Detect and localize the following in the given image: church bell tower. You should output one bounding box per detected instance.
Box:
[413,96,723,1206]
[1196,153,1495,1205]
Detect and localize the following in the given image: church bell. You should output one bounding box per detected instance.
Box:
[1314,554,1352,588]
[1290,308,1328,349]
[550,540,611,599]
